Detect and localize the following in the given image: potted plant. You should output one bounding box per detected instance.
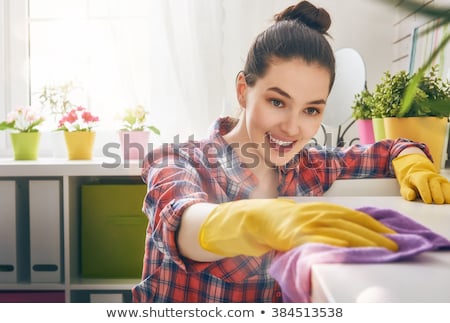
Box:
[372,65,450,170]
[351,89,375,144]
[57,106,100,160]
[0,106,45,160]
[118,105,160,160]
[38,81,77,121]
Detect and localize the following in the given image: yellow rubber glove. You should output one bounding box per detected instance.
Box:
[199,199,398,257]
[393,154,450,204]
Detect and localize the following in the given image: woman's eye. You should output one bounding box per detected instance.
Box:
[305,107,320,115]
[270,99,284,108]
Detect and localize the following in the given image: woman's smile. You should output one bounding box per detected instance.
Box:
[266,132,297,154]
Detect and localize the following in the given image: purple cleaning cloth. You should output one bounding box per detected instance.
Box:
[268,206,450,303]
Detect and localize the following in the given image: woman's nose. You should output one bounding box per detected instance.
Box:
[280,111,301,137]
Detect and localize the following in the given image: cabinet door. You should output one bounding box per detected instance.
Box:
[29,180,62,283]
[0,181,17,283]
[81,184,147,278]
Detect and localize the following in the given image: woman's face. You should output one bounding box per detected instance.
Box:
[237,58,331,167]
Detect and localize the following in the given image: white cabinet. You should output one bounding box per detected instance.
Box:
[0,159,144,303]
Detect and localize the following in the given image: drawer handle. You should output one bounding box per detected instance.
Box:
[32,264,58,272]
[0,265,14,272]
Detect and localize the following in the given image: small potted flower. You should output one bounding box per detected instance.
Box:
[351,89,375,144]
[57,106,100,160]
[0,106,45,160]
[118,105,160,160]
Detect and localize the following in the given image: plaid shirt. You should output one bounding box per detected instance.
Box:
[132,117,428,303]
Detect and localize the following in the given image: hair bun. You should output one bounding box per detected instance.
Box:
[274,1,331,34]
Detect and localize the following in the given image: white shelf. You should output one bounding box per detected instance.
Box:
[0,158,143,177]
[70,278,140,290]
[0,158,146,303]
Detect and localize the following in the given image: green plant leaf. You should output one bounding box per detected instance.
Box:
[147,126,160,135]
[399,33,450,117]
[427,98,450,116]
[0,121,15,131]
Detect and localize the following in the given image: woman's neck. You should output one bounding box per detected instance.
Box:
[223,118,279,198]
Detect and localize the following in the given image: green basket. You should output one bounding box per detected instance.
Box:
[81,184,148,278]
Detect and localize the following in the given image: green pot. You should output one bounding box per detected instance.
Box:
[371,118,386,141]
[10,132,41,160]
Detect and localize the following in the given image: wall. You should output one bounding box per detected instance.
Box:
[392,0,450,74]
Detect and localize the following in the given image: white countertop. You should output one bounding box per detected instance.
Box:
[291,196,450,303]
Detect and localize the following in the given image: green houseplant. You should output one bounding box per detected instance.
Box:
[373,66,450,118]
[372,66,450,170]
[0,106,45,160]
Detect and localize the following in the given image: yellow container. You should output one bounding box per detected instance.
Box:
[384,116,448,171]
[64,131,96,160]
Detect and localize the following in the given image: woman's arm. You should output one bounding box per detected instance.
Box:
[397,146,427,157]
[179,199,399,262]
[178,202,225,262]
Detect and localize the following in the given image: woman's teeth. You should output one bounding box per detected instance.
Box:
[269,133,293,146]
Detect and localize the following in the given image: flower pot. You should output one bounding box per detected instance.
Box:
[384,116,448,171]
[10,132,41,160]
[371,118,386,141]
[356,119,375,144]
[119,131,150,161]
[64,131,96,160]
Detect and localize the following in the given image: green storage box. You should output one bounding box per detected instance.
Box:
[81,184,148,278]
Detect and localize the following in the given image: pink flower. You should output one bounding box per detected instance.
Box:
[0,106,44,133]
[57,106,99,132]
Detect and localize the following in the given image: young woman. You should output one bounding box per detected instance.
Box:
[132,1,450,303]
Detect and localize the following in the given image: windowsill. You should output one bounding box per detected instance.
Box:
[0,157,144,177]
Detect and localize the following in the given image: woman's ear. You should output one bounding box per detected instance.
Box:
[236,71,247,108]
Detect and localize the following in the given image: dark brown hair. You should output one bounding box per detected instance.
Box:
[243,1,335,90]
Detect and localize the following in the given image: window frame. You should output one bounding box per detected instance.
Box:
[1,0,29,154]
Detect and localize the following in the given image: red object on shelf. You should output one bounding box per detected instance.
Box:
[0,291,65,303]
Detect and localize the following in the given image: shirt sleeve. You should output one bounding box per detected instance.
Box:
[300,138,431,193]
[336,138,431,179]
[141,148,208,270]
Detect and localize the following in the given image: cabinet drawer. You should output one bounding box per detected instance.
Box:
[81,184,148,278]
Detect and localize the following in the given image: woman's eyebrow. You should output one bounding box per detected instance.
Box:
[267,87,326,105]
[267,87,292,99]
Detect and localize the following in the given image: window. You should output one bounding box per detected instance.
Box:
[28,0,154,130]
[1,0,230,156]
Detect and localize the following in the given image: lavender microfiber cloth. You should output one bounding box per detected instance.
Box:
[268,206,450,303]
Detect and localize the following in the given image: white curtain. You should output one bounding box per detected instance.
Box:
[28,0,295,153]
[143,0,227,143]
